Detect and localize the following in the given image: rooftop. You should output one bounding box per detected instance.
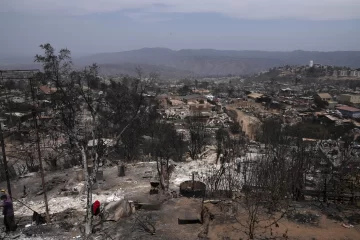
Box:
[189,104,211,112]
[247,93,264,99]
[155,94,168,99]
[324,114,339,121]
[302,138,319,142]
[340,93,360,97]
[317,93,332,99]
[336,105,360,112]
[39,85,57,95]
[4,112,31,117]
[87,138,116,147]
[182,94,206,100]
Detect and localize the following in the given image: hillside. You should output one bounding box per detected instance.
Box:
[2,48,360,78]
[0,62,195,79]
[97,63,196,79]
[76,48,285,76]
[77,48,360,76]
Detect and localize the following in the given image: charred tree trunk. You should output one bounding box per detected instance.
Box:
[80,145,93,235]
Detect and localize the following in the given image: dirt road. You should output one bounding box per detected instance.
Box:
[206,205,360,240]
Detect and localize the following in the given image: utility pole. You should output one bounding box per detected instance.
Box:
[29,77,50,223]
[0,120,12,199]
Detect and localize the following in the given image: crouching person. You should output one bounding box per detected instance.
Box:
[0,194,17,233]
[92,200,101,217]
[91,200,104,231]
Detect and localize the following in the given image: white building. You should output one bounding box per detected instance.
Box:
[205,94,215,101]
[309,60,314,67]
[350,70,358,77]
[340,70,348,77]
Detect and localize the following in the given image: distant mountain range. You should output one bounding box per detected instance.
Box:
[1,48,360,78]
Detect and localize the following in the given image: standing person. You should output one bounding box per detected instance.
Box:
[0,193,16,233]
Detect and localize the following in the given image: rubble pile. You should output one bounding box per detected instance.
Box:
[287,211,320,225]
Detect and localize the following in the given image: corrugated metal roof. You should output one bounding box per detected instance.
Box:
[336,105,360,112]
[324,114,339,121]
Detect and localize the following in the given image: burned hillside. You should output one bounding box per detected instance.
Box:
[1,44,360,240]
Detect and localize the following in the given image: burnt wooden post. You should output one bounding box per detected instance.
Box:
[76,169,85,182]
[118,164,125,177]
[96,170,104,181]
[192,172,195,191]
[87,166,93,175]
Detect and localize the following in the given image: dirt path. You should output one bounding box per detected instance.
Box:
[206,204,360,240]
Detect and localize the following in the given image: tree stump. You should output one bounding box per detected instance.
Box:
[76,169,85,182]
[87,166,93,175]
[118,165,125,177]
[96,170,104,181]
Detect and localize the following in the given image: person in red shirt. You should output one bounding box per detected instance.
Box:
[92,200,101,216]
[91,200,105,230]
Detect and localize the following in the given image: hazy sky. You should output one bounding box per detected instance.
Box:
[1,0,359,56]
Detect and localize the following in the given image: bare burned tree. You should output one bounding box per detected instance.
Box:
[188,119,207,160]
[329,132,360,204]
[35,47,102,234]
[215,127,229,164]
[121,123,143,162]
[34,44,151,236]
[201,119,292,239]
[152,121,185,190]
[289,137,317,201]
[234,150,294,239]
[200,134,246,198]
[234,117,295,239]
